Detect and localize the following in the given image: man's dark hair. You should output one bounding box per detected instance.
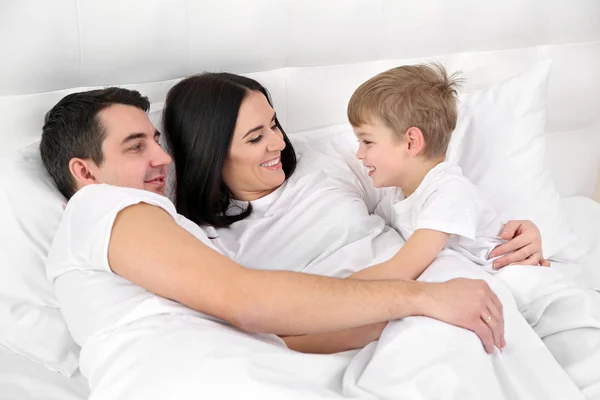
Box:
[40,87,150,199]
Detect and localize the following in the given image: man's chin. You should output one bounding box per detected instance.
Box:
[144,184,167,196]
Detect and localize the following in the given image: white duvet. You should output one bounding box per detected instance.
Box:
[79,249,600,400]
[73,134,600,400]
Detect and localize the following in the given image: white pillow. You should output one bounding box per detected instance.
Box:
[0,101,166,375]
[446,60,585,262]
[0,142,79,376]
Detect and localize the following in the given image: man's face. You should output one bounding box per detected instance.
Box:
[82,104,172,195]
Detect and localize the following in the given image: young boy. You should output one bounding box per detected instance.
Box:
[346,63,548,282]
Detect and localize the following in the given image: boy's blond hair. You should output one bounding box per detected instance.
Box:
[348,63,461,159]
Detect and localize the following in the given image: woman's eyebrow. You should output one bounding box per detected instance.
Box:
[243,125,264,139]
[243,113,277,138]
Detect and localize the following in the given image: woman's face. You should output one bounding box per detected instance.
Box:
[222,90,286,201]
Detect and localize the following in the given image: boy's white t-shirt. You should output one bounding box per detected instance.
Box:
[376,162,506,272]
[46,184,221,348]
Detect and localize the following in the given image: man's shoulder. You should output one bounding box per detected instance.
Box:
[64,184,178,226]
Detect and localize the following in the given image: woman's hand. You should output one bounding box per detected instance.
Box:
[281,322,388,354]
[488,220,551,269]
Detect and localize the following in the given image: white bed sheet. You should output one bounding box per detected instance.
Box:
[0,344,88,400]
[1,196,598,400]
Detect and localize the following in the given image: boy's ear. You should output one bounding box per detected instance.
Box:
[69,157,98,188]
[405,127,425,156]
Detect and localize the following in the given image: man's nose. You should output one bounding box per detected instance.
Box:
[152,143,172,166]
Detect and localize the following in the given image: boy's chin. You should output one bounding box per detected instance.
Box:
[370,176,387,188]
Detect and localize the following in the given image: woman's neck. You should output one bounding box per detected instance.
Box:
[231,186,279,202]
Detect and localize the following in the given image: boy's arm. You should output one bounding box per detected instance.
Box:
[348,229,450,281]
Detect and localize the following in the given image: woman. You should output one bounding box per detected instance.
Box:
[162,72,547,354]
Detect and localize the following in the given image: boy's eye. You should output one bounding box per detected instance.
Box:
[249,135,263,144]
[362,140,373,145]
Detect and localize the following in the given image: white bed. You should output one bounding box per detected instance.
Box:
[0,200,597,400]
[1,1,599,399]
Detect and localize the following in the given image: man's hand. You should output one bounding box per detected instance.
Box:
[421,278,505,354]
[488,220,550,269]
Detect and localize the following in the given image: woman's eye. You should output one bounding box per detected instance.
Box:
[249,135,263,144]
[270,124,279,131]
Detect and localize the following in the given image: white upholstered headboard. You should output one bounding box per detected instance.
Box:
[1,0,599,198]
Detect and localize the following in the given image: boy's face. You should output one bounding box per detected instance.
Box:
[353,117,409,188]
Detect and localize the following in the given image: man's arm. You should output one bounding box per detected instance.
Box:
[348,229,449,281]
[281,229,449,354]
[108,203,503,353]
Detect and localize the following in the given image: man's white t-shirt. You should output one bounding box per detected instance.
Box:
[377,162,506,273]
[45,184,221,348]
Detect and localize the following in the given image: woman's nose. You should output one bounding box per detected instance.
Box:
[267,130,286,152]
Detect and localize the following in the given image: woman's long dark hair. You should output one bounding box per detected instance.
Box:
[162,72,297,228]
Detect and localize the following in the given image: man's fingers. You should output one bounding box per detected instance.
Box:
[486,289,503,318]
[485,304,504,350]
[473,321,495,354]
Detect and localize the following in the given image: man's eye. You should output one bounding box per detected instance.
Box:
[130,143,142,152]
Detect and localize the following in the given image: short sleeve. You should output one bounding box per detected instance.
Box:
[46,184,179,282]
[416,178,482,241]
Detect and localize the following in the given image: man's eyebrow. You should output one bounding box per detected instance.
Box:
[243,113,277,139]
[121,132,147,145]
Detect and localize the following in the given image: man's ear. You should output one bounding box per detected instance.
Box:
[68,158,97,188]
[404,127,425,156]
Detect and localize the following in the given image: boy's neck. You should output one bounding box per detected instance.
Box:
[401,158,444,197]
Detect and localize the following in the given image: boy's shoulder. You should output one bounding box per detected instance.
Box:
[425,162,478,193]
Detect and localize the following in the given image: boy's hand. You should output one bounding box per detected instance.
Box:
[488,220,550,269]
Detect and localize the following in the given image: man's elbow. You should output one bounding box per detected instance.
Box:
[228,300,274,334]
